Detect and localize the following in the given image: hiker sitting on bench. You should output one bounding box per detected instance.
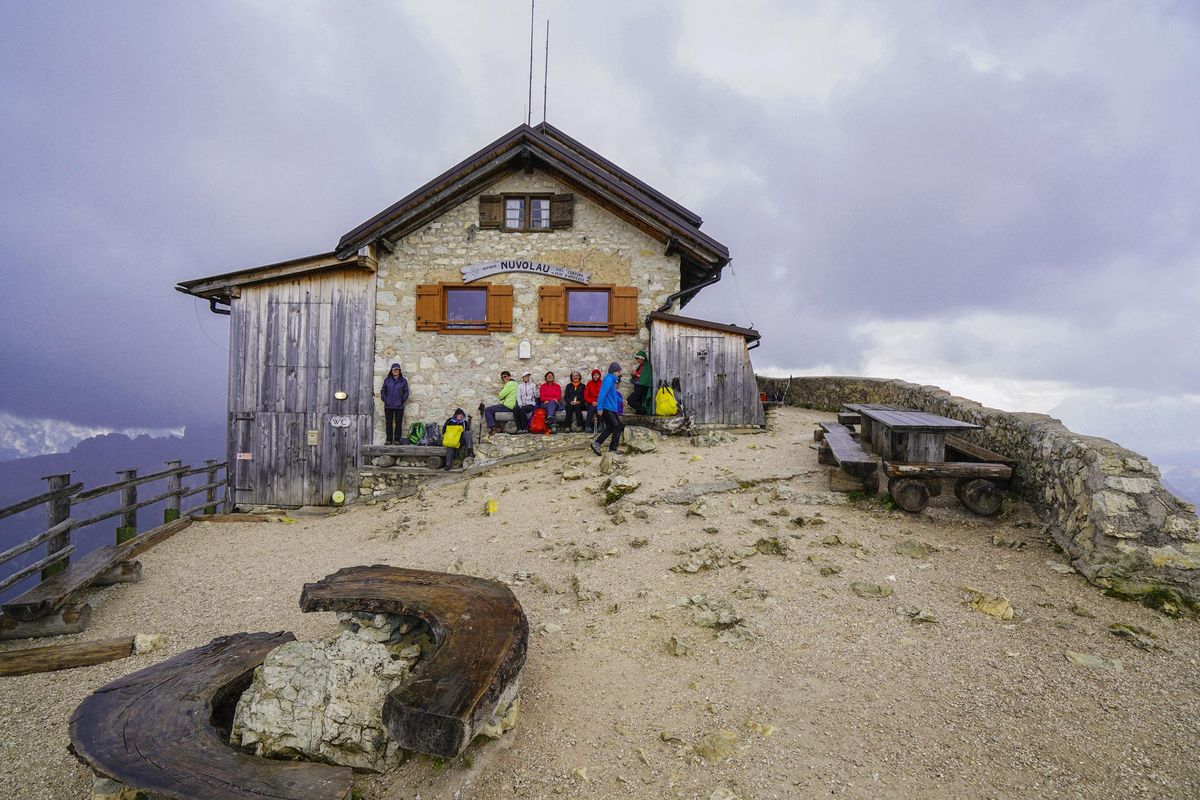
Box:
[484,371,524,434]
[563,371,587,432]
[441,408,474,470]
[583,368,602,433]
[538,371,562,432]
[515,371,538,431]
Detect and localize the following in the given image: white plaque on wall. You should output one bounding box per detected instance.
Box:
[461,260,590,284]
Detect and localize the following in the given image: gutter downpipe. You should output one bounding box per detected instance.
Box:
[654,264,725,316]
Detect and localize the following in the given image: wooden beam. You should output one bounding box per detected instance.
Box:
[884,461,1012,481]
[0,603,91,641]
[0,482,82,522]
[0,636,136,677]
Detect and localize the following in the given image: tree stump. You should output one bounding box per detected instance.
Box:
[957,478,1003,516]
[888,478,930,513]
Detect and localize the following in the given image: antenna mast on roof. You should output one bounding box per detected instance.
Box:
[526,0,535,125]
[542,20,549,123]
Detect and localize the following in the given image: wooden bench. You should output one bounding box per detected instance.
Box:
[836,412,861,427]
[944,434,1018,468]
[300,565,528,759]
[883,460,1012,514]
[363,443,455,469]
[1,517,189,640]
[816,422,877,479]
[69,631,352,800]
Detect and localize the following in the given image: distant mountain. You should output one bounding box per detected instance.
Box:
[0,421,225,604]
[1159,462,1200,509]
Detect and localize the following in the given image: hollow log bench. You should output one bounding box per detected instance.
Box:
[300,565,528,759]
[69,631,353,800]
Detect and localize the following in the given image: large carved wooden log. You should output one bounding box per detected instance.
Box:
[69,631,352,800]
[0,636,137,677]
[300,565,529,759]
[92,560,143,586]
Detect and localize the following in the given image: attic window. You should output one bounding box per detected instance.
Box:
[480,193,574,231]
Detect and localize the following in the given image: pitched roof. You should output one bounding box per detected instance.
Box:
[335,123,729,292]
[648,311,761,343]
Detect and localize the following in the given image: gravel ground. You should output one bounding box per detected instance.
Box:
[1,406,1197,800]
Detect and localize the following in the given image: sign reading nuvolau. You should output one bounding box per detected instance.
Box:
[461,260,590,284]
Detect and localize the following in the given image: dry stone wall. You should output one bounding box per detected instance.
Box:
[374,171,680,440]
[759,376,1200,612]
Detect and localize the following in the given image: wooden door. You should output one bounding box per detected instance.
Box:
[682,335,725,424]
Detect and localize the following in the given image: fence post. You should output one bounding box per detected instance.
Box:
[116,468,137,544]
[41,473,72,579]
[164,460,183,524]
[204,459,218,515]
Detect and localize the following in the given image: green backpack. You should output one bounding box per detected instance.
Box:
[406,422,425,444]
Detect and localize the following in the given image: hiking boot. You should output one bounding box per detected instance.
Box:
[591,441,602,456]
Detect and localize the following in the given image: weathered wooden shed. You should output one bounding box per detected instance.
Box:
[648,312,764,427]
[176,250,378,507]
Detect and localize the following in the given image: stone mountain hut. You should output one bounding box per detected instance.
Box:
[177,123,763,506]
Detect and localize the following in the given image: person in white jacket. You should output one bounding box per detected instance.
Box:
[516,371,538,432]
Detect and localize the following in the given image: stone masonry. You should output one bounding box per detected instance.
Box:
[374,171,680,440]
[759,376,1200,612]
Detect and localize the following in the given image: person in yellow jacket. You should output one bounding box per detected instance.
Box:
[484,371,525,433]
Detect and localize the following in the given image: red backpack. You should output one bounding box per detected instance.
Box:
[528,407,548,434]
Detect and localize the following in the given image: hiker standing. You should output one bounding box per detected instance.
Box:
[484,371,521,434]
[381,363,410,445]
[628,349,654,415]
[592,362,625,455]
[563,371,587,432]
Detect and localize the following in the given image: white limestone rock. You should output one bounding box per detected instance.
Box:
[230,629,422,772]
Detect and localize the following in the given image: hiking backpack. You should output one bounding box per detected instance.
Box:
[406,422,425,444]
[420,422,441,447]
[528,407,548,434]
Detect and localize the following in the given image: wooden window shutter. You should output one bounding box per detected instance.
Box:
[479,195,503,229]
[487,284,513,332]
[610,286,639,334]
[415,284,441,331]
[538,285,566,332]
[549,193,574,228]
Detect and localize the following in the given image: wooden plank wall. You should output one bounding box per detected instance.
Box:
[649,319,764,427]
[226,268,375,507]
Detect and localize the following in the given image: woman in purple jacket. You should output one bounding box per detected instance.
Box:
[381,363,410,444]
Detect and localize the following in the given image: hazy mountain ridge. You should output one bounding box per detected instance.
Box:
[0,422,224,603]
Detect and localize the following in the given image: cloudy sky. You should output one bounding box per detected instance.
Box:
[0,1,1196,477]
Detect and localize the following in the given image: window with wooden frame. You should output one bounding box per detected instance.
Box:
[479,193,574,231]
[538,285,638,335]
[415,283,513,334]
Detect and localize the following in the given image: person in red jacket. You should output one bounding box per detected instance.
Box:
[582,368,603,433]
[538,371,563,432]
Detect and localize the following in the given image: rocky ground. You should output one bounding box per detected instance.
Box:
[2,406,1198,800]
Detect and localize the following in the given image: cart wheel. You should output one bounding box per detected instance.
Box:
[888,478,930,513]
[959,478,1003,516]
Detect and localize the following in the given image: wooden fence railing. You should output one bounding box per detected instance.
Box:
[0,460,227,595]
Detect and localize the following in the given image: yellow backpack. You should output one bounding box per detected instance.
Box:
[442,424,464,448]
[654,384,678,416]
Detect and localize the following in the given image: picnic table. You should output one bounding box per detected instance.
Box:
[838,403,1012,515]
